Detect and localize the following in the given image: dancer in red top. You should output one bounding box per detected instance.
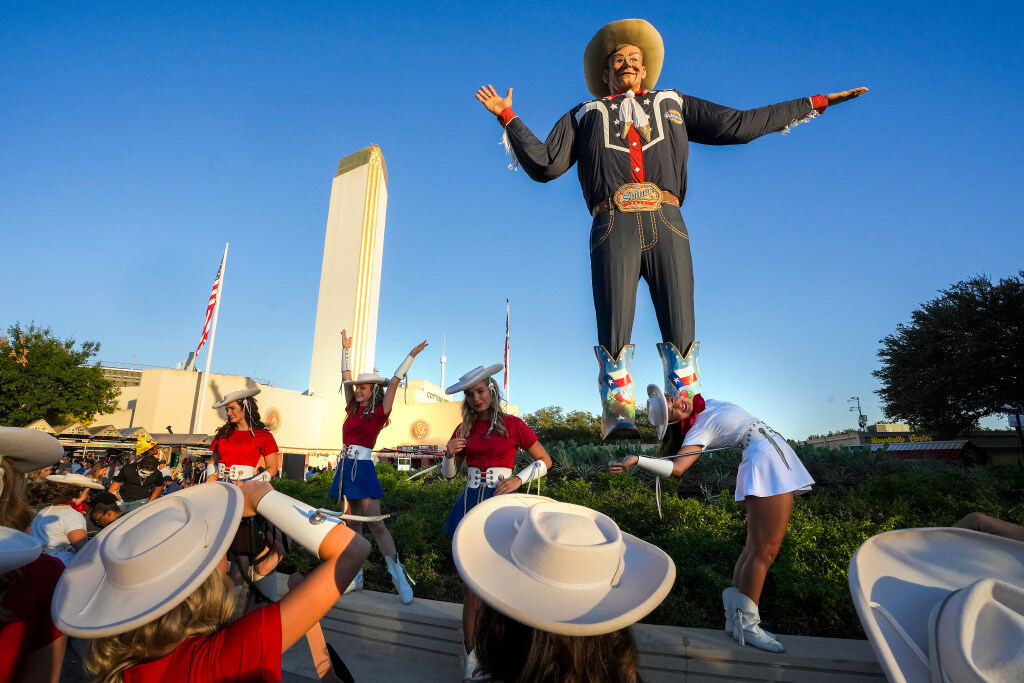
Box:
[327,329,427,604]
[0,426,68,683]
[208,388,280,482]
[440,364,553,681]
[53,481,369,683]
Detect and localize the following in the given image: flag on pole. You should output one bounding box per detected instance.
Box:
[194,254,225,358]
[503,299,510,404]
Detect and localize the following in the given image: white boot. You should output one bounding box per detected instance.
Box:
[343,568,363,595]
[724,586,774,638]
[722,587,736,635]
[463,648,491,682]
[732,592,784,653]
[385,554,414,605]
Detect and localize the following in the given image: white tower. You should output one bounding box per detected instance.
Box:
[308,146,388,397]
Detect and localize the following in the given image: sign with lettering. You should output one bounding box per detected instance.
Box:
[869,434,933,445]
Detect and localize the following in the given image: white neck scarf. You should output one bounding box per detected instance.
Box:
[618,90,651,142]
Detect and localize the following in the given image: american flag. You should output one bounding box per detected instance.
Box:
[503,299,510,400]
[194,255,224,357]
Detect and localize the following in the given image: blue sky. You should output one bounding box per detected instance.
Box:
[3,1,1022,438]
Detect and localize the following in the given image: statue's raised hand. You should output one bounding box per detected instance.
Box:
[476,84,513,116]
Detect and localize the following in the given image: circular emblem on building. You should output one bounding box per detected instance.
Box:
[411,420,430,440]
[265,408,281,433]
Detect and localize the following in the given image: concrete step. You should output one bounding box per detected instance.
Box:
[279,577,884,682]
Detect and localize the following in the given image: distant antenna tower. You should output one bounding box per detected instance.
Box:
[440,334,447,393]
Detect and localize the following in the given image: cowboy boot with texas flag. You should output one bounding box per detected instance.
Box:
[595,345,640,440]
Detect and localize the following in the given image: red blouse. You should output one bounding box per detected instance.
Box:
[452,415,538,471]
[210,429,279,469]
[0,554,65,683]
[123,602,282,683]
[343,400,390,448]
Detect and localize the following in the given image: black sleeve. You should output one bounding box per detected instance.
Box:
[112,467,125,484]
[682,93,815,146]
[503,110,579,182]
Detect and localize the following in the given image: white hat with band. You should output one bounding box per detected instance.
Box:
[445,364,504,395]
[212,387,261,409]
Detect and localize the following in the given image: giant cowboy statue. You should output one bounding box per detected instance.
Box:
[476,19,867,439]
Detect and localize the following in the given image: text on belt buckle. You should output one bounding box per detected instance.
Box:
[613,183,663,213]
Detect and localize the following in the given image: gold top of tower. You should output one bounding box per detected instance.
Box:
[336,145,388,185]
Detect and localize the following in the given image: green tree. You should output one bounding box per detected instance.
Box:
[873,272,1024,435]
[524,404,657,443]
[0,323,120,427]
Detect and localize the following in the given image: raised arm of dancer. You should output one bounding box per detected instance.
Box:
[494,441,553,495]
[341,330,354,404]
[238,482,371,652]
[383,340,428,414]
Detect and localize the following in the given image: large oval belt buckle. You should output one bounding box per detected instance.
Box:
[613,182,663,213]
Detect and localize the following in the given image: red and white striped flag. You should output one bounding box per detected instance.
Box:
[194,255,225,357]
[503,299,510,402]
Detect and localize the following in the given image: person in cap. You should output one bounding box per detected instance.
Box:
[208,387,280,482]
[53,480,370,683]
[28,472,106,566]
[476,19,867,441]
[440,364,553,680]
[453,494,675,682]
[108,445,164,513]
[327,329,428,604]
[610,343,813,652]
[87,491,123,530]
[0,426,69,683]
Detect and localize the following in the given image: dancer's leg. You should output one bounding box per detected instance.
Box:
[463,583,482,651]
[356,497,397,559]
[735,493,793,603]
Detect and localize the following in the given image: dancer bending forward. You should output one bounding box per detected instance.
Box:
[327,330,427,604]
[610,366,813,653]
[441,364,552,681]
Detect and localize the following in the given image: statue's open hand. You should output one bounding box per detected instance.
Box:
[476,84,513,116]
[825,87,869,106]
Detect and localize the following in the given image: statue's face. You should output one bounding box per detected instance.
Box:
[603,44,646,95]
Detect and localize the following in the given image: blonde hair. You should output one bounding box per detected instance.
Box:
[459,377,509,439]
[85,569,237,683]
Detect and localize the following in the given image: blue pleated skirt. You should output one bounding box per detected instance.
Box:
[443,485,498,536]
[328,457,384,502]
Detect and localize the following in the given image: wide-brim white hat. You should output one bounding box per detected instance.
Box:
[849,527,1024,683]
[343,372,390,387]
[0,426,65,472]
[53,482,243,638]
[453,494,675,636]
[583,19,665,99]
[0,527,42,573]
[446,364,504,395]
[46,473,105,490]
[212,387,261,409]
[646,384,669,440]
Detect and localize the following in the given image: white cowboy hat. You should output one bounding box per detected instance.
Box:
[453,494,675,636]
[342,372,390,387]
[646,384,669,440]
[53,482,243,638]
[849,527,1024,683]
[583,19,665,99]
[46,473,105,490]
[445,364,504,395]
[0,527,42,573]
[212,387,261,409]
[0,426,65,472]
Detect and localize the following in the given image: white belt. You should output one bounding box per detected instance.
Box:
[740,421,791,470]
[342,445,374,461]
[466,466,513,489]
[219,464,271,481]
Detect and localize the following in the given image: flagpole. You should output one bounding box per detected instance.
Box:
[195,241,228,435]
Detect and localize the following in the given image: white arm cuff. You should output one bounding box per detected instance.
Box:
[393,355,414,381]
[636,456,674,478]
[514,459,547,484]
[256,490,341,558]
[341,347,352,373]
[441,454,457,479]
